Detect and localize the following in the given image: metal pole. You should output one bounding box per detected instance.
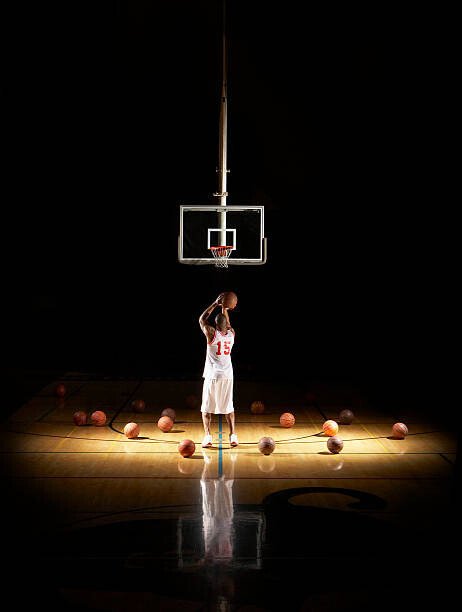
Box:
[214,0,228,245]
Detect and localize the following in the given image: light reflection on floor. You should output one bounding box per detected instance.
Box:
[2,376,457,610]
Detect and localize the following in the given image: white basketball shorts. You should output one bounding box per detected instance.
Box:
[200,378,234,414]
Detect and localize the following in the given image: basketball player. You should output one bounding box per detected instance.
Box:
[199,294,238,448]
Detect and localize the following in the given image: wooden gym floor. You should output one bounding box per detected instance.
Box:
[1,374,458,611]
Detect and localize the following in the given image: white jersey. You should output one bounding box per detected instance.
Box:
[203,328,235,380]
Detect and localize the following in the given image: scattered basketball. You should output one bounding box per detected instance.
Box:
[72,411,87,426]
[392,422,408,439]
[279,412,295,428]
[322,419,339,436]
[221,291,238,310]
[161,407,176,422]
[124,422,140,439]
[131,399,146,413]
[250,400,265,414]
[339,409,354,425]
[158,415,174,432]
[91,410,107,426]
[55,384,66,398]
[185,394,200,410]
[327,436,344,454]
[258,436,275,455]
[178,439,195,458]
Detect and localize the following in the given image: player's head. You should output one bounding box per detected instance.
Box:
[215,313,227,330]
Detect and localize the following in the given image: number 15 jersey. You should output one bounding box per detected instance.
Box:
[203,328,235,380]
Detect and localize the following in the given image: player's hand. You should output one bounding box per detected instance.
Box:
[216,293,224,305]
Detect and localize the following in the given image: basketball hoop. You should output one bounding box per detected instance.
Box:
[210,245,233,268]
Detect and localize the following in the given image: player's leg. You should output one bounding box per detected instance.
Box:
[221,379,238,446]
[226,412,238,446]
[225,411,235,435]
[202,411,212,435]
[201,378,215,447]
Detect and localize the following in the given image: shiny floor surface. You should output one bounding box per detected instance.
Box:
[1,375,457,611]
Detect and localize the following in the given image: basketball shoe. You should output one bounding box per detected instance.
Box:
[202,434,213,448]
[230,433,239,447]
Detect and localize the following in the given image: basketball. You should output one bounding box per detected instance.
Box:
[161,407,176,422]
[322,419,339,436]
[258,436,275,455]
[131,399,146,413]
[279,412,295,428]
[221,291,238,310]
[91,410,107,426]
[73,411,87,426]
[55,384,66,398]
[392,422,408,439]
[178,439,195,458]
[339,409,354,425]
[158,415,174,432]
[124,422,140,439]
[327,436,344,454]
[250,400,265,414]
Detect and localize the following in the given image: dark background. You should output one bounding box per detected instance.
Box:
[1,1,451,417]
[0,6,458,608]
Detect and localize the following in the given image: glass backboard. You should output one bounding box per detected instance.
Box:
[178,205,266,265]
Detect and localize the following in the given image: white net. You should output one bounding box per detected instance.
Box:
[210,246,233,268]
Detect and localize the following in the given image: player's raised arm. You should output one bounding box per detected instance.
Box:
[199,295,223,339]
[222,304,233,333]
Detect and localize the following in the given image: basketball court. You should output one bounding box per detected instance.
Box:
[2,2,453,610]
[2,374,457,610]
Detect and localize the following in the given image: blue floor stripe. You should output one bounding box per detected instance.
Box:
[218,414,223,477]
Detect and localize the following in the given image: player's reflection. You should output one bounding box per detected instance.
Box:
[200,450,237,611]
[200,450,237,566]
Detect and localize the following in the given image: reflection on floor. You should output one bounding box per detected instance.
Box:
[1,375,458,611]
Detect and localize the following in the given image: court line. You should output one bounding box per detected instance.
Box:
[314,402,328,422]
[108,380,144,434]
[31,381,142,427]
[359,422,391,453]
[63,504,201,527]
[7,418,451,427]
[1,450,456,456]
[218,414,223,477]
[35,383,86,422]
[6,476,452,480]
[439,453,456,466]
[3,428,452,449]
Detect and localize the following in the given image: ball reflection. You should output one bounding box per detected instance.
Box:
[257,456,276,473]
[177,458,196,475]
[325,456,344,471]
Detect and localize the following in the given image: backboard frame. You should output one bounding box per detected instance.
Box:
[178,204,267,265]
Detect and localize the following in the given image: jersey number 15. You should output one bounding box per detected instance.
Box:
[216,341,231,356]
